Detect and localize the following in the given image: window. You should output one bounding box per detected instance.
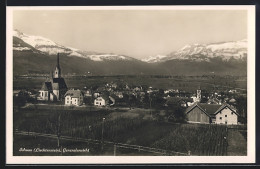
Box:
[231,112,233,115]
[67,101,69,104]
[225,121,227,124]
[219,117,222,120]
[225,115,227,117]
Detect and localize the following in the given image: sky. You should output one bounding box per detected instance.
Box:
[13,9,247,59]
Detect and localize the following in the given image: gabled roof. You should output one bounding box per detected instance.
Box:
[95,96,105,101]
[185,102,223,117]
[96,94,115,103]
[51,78,67,90]
[185,102,238,117]
[185,102,211,117]
[198,103,222,116]
[41,82,52,91]
[214,103,239,116]
[65,90,83,98]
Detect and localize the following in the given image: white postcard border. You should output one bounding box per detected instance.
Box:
[6,5,256,164]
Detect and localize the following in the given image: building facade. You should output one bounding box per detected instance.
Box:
[94,95,115,106]
[64,89,84,106]
[215,106,238,125]
[94,97,106,106]
[186,105,211,123]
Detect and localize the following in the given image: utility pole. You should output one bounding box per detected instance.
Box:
[149,94,152,118]
[114,144,117,156]
[101,117,105,151]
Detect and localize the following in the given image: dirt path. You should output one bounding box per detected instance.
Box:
[227,129,247,156]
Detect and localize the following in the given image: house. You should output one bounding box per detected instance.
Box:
[64,89,84,106]
[229,98,236,104]
[37,53,68,101]
[38,81,53,101]
[114,91,124,98]
[180,100,187,107]
[93,92,100,98]
[133,86,142,92]
[13,90,21,97]
[185,102,239,124]
[94,97,106,106]
[94,95,115,106]
[214,104,239,125]
[207,98,221,105]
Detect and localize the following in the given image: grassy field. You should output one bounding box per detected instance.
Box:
[227,129,247,156]
[13,106,246,156]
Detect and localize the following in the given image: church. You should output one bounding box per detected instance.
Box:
[37,53,68,101]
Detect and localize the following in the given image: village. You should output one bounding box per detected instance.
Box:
[13,53,247,125]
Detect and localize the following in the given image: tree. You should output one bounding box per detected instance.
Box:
[129,94,137,109]
[46,111,68,147]
[152,93,166,109]
[166,99,187,123]
[235,96,247,124]
[13,96,26,108]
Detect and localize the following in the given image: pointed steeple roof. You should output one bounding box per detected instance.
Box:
[56,53,60,69]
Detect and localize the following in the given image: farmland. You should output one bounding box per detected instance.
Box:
[13,106,246,156]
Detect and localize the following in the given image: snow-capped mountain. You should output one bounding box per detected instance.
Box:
[13,29,135,62]
[142,39,247,63]
[12,29,247,76]
[141,55,168,63]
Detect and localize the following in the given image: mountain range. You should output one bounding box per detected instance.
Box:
[13,29,247,76]
[142,39,247,63]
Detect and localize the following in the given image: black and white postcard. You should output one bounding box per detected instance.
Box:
[6,5,255,164]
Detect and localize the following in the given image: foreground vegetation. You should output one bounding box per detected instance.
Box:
[13,106,245,156]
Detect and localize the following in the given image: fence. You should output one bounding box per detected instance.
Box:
[15,130,190,156]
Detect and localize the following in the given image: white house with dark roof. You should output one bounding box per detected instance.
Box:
[38,81,52,101]
[64,89,84,106]
[214,104,239,125]
[94,96,106,106]
[94,95,115,107]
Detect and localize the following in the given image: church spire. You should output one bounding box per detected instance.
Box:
[57,53,60,69]
[54,53,61,78]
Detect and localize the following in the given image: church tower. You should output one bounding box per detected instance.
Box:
[196,86,201,102]
[38,53,67,102]
[54,53,61,78]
